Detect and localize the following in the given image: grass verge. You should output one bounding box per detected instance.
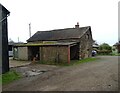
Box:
[97,53,120,56]
[0,70,21,85]
[38,57,99,66]
[68,57,99,66]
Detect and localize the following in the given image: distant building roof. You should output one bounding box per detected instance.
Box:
[27,26,91,42]
[92,44,99,48]
[113,41,120,46]
[8,42,24,46]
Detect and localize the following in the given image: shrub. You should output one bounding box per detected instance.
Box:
[98,43,112,55]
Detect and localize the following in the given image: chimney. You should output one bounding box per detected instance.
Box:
[75,22,79,28]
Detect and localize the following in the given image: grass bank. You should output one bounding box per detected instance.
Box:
[68,57,99,66]
[0,70,21,85]
[97,53,120,56]
[38,57,99,66]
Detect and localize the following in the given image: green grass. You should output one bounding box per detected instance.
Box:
[0,70,21,85]
[69,57,99,66]
[98,53,120,56]
[38,57,99,66]
[110,53,120,56]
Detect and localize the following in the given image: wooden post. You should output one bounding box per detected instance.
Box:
[68,45,70,64]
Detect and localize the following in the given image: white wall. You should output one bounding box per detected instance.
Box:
[18,47,28,60]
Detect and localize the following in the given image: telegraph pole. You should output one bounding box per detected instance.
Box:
[18,37,19,42]
[29,23,31,37]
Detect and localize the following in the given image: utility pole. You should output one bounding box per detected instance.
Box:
[18,37,19,42]
[29,23,31,38]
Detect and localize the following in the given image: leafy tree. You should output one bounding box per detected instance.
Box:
[99,43,112,50]
[98,43,112,55]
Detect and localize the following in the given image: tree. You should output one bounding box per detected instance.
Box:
[98,43,112,55]
[99,43,112,50]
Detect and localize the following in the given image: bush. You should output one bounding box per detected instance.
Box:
[98,50,112,55]
[98,43,112,55]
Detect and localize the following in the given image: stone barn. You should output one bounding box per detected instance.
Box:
[13,23,93,64]
[113,41,120,53]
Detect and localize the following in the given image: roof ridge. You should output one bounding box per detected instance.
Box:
[37,28,75,32]
[78,26,91,38]
[37,26,90,32]
[27,26,91,42]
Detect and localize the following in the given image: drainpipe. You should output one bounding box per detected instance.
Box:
[68,45,70,64]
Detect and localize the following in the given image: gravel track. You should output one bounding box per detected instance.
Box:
[3,56,118,91]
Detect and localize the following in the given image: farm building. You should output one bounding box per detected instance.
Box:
[13,23,93,64]
[8,42,24,57]
[0,4,10,73]
[113,41,120,53]
[13,42,79,64]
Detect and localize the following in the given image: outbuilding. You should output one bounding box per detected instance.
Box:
[13,42,79,64]
[13,23,93,64]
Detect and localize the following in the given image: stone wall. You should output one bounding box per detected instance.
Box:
[79,29,93,59]
[54,30,93,59]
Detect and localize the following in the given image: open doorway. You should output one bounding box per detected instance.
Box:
[70,44,79,60]
[28,46,40,61]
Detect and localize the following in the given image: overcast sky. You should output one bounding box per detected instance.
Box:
[1,0,119,45]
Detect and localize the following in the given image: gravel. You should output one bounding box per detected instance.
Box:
[3,56,118,91]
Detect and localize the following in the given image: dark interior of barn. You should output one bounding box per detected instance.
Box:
[70,44,79,60]
[28,46,40,61]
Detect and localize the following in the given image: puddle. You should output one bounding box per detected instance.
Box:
[23,69,48,77]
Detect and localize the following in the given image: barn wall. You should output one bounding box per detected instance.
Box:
[18,47,28,60]
[118,45,120,53]
[0,5,2,73]
[1,5,10,73]
[40,46,68,64]
[79,30,93,59]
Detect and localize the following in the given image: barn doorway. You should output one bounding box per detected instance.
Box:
[28,46,40,61]
[70,44,79,60]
